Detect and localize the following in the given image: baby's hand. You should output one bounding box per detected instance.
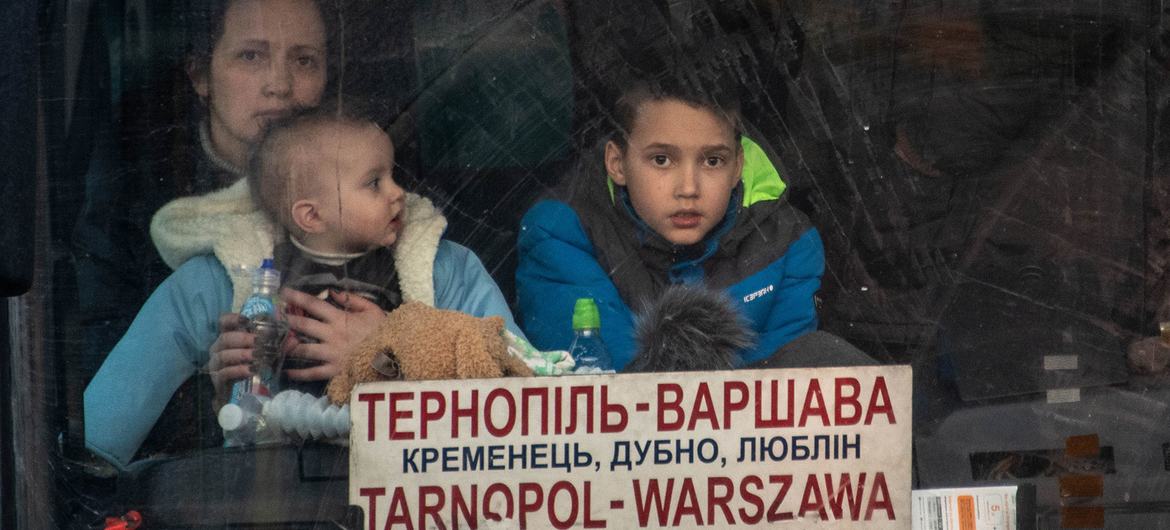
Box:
[280,288,387,381]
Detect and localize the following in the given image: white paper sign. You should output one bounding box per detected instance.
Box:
[912,486,1017,530]
[349,366,913,529]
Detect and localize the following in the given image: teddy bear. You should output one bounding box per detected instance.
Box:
[325,301,534,404]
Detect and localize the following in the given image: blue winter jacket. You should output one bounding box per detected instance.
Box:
[516,139,823,369]
[85,241,521,470]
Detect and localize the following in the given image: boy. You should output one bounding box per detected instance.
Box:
[516,73,824,370]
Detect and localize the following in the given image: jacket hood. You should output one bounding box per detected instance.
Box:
[150,183,446,310]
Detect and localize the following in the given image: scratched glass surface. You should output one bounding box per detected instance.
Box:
[6,0,1170,527]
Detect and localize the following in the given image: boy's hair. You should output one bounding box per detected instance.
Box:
[610,56,744,150]
[247,103,382,231]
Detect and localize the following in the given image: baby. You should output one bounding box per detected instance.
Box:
[247,106,524,344]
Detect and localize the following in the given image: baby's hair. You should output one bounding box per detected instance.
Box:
[247,103,382,230]
[610,54,744,150]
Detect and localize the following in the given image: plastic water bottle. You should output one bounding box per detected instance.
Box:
[221,258,288,445]
[239,258,287,393]
[241,258,281,319]
[218,393,271,447]
[569,298,613,372]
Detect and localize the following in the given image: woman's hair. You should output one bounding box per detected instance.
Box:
[184,0,341,96]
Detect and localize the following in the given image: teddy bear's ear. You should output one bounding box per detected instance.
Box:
[372,350,401,379]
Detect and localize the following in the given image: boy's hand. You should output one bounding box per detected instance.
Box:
[281,288,386,381]
[207,312,256,409]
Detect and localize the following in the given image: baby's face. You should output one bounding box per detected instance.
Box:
[607,98,743,246]
[305,123,406,253]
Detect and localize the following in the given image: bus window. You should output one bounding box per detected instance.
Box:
[4,0,1168,527]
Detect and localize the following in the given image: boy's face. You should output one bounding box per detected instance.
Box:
[298,123,406,253]
[606,99,743,246]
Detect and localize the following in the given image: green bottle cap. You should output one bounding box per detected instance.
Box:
[572,298,600,330]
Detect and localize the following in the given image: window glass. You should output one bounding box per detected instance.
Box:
[5,0,1168,527]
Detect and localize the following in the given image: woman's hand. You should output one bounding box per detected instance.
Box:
[207,312,256,408]
[281,288,386,381]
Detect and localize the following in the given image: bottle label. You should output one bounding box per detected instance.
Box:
[229,381,245,404]
[241,296,275,319]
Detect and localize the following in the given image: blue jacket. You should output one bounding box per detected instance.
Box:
[516,140,823,369]
[85,240,521,470]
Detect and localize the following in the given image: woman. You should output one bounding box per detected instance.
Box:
[165,0,382,393]
[83,0,388,469]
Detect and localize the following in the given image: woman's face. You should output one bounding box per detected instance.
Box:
[192,0,327,168]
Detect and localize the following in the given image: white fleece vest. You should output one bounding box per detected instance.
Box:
[150,182,447,311]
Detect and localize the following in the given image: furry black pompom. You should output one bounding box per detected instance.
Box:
[626,285,755,372]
